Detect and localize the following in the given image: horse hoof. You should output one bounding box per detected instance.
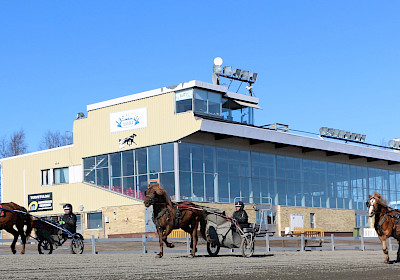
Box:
[188,254,195,258]
[155,254,162,258]
[12,250,16,255]
[168,244,175,248]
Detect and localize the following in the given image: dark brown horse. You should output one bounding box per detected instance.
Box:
[0,202,33,254]
[144,184,207,258]
[367,193,400,263]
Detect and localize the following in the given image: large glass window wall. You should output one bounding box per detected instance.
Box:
[83,143,175,200]
[83,141,400,211]
[178,142,400,210]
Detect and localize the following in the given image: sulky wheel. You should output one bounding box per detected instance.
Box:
[70,234,84,254]
[240,235,254,258]
[206,242,220,257]
[38,239,53,254]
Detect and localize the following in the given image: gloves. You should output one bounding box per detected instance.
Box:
[59,221,65,225]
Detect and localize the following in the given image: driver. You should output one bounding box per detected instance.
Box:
[60,203,77,235]
[232,201,249,229]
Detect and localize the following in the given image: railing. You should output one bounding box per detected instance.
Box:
[1,234,394,255]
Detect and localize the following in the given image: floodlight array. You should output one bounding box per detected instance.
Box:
[388,140,400,149]
[319,127,366,142]
[212,58,258,83]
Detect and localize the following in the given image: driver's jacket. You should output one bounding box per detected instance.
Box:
[61,213,77,234]
[232,209,249,229]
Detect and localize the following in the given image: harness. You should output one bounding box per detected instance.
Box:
[153,204,183,231]
[375,210,400,238]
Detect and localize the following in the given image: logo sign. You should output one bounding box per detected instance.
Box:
[110,107,147,133]
[28,192,53,212]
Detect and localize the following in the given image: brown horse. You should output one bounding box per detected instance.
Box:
[143,184,207,258]
[367,193,400,263]
[0,202,33,254]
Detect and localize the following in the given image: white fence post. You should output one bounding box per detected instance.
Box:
[265,234,270,252]
[186,235,190,254]
[389,238,393,252]
[300,234,304,251]
[361,235,365,251]
[91,235,96,254]
[331,234,335,251]
[142,234,147,254]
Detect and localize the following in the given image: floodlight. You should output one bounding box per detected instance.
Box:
[214,57,223,66]
[343,131,351,139]
[250,73,258,81]
[223,66,233,75]
[395,142,400,149]
[338,130,345,138]
[333,129,340,137]
[319,127,328,135]
[240,70,250,80]
[389,140,395,147]
[354,134,361,141]
[327,128,334,136]
[349,133,357,140]
[213,65,222,74]
[233,68,242,77]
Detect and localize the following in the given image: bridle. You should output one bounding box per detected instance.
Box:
[367,197,377,217]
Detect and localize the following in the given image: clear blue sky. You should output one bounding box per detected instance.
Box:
[1,1,399,152]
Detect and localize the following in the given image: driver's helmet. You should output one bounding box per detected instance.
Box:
[63,203,73,212]
[235,201,244,209]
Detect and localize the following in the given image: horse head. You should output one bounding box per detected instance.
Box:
[143,183,168,208]
[367,193,386,217]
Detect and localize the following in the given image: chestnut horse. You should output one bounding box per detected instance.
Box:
[367,193,400,263]
[144,184,207,258]
[0,202,33,254]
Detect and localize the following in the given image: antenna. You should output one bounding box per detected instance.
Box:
[212,57,258,96]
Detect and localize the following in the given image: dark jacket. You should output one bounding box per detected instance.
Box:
[232,209,249,229]
[61,213,77,234]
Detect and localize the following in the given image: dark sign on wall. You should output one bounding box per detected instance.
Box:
[28,192,53,212]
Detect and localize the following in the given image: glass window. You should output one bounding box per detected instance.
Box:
[110,153,121,177]
[96,168,109,189]
[229,150,240,176]
[161,143,174,172]
[204,146,216,174]
[54,167,69,184]
[192,173,204,201]
[122,151,134,176]
[205,174,215,202]
[123,176,135,197]
[96,155,108,168]
[41,169,50,185]
[217,148,229,175]
[148,145,161,173]
[192,144,203,172]
[111,178,122,193]
[138,175,148,200]
[179,171,191,201]
[218,175,229,203]
[179,143,191,171]
[208,91,221,116]
[87,212,102,229]
[194,89,207,114]
[240,151,250,177]
[160,172,175,200]
[136,148,147,175]
[84,157,96,184]
[175,89,193,113]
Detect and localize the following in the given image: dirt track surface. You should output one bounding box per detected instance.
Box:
[2,250,400,279]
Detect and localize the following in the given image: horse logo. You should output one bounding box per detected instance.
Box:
[119,134,137,148]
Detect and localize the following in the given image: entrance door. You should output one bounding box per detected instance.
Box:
[290,214,304,231]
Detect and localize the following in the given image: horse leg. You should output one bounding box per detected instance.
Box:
[162,225,175,248]
[380,237,389,263]
[16,219,27,254]
[397,240,400,262]
[189,220,199,258]
[156,227,164,258]
[5,228,19,255]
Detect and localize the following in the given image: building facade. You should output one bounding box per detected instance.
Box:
[1,80,400,238]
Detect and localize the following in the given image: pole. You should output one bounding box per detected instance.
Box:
[91,235,96,254]
[361,234,365,251]
[331,234,335,251]
[265,234,270,252]
[142,234,147,254]
[300,234,304,251]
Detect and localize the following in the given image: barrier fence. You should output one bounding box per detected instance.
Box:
[1,234,397,255]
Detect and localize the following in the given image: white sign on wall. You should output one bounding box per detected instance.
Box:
[110,107,147,133]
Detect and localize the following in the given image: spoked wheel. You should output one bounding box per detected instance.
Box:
[240,234,254,258]
[38,239,53,254]
[207,242,220,257]
[70,234,84,254]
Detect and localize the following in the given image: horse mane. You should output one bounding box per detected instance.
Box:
[373,192,388,207]
[149,183,174,207]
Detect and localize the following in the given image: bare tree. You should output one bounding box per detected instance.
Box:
[39,131,73,150]
[0,135,9,158]
[8,129,28,156]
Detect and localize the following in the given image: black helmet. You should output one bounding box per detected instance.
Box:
[235,201,244,208]
[63,203,73,212]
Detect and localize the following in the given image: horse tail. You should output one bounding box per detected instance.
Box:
[198,211,207,241]
[23,212,33,239]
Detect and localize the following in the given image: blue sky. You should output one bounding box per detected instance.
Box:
[1,1,399,152]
